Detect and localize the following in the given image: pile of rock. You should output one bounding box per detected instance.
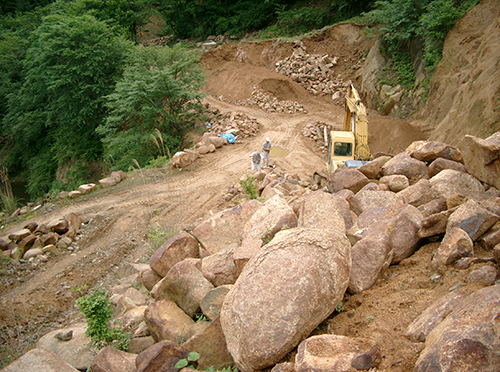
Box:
[301,121,333,153]
[275,40,347,99]
[0,212,86,262]
[171,132,233,169]
[7,132,500,372]
[205,111,260,139]
[218,89,307,114]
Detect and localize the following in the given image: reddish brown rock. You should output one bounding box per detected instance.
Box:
[136,340,189,372]
[381,152,428,185]
[149,231,200,278]
[90,346,136,372]
[327,167,370,194]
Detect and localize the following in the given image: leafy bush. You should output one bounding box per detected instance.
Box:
[76,288,130,351]
[239,174,258,200]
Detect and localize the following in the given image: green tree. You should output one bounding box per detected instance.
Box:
[67,0,153,40]
[363,0,480,75]
[97,44,206,170]
[4,13,132,197]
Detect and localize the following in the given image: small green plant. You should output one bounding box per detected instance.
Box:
[175,351,200,369]
[72,284,89,295]
[261,226,274,244]
[76,287,130,351]
[239,174,258,200]
[335,301,343,313]
[194,314,208,323]
[148,225,175,248]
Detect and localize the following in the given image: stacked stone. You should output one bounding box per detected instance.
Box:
[206,112,260,139]
[218,89,307,114]
[275,41,347,98]
[301,121,333,153]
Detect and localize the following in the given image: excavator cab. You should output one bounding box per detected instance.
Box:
[326,83,371,173]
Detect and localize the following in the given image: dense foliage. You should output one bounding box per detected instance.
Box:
[363,0,480,77]
[3,14,132,197]
[98,44,205,170]
[157,0,373,39]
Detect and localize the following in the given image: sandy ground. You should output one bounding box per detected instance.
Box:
[2,26,493,371]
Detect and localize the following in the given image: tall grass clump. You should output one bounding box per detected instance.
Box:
[0,168,18,214]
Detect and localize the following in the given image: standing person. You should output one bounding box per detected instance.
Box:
[250,150,262,171]
[262,137,272,168]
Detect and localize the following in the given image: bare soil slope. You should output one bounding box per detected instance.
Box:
[0,19,491,372]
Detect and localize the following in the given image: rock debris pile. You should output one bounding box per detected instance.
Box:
[0,213,87,286]
[301,121,333,153]
[205,110,260,139]
[218,89,307,114]
[275,40,348,102]
[5,132,500,372]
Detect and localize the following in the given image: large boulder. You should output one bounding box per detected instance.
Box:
[405,290,467,342]
[381,152,428,185]
[149,231,200,278]
[327,167,370,194]
[398,179,440,207]
[135,340,189,372]
[348,223,394,294]
[431,227,474,267]
[150,258,214,317]
[172,151,193,168]
[192,199,262,255]
[90,346,136,372]
[428,157,467,178]
[200,285,232,321]
[414,285,500,372]
[201,247,238,286]
[182,316,234,370]
[297,190,346,234]
[446,199,499,241]
[241,195,298,245]
[37,323,96,371]
[429,169,485,200]
[220,227,351,371]
[389,204,424,264]
[407,140,463,163]
[143,299,196,343]
[1,348,79,372]
[460,132,500,190]
[351,187,404,215]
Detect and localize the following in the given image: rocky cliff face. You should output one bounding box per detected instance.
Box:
[416,0,500,148]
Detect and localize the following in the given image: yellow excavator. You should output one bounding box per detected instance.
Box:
[326,83,371,173]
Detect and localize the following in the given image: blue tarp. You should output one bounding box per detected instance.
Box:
[219,133,236,144]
